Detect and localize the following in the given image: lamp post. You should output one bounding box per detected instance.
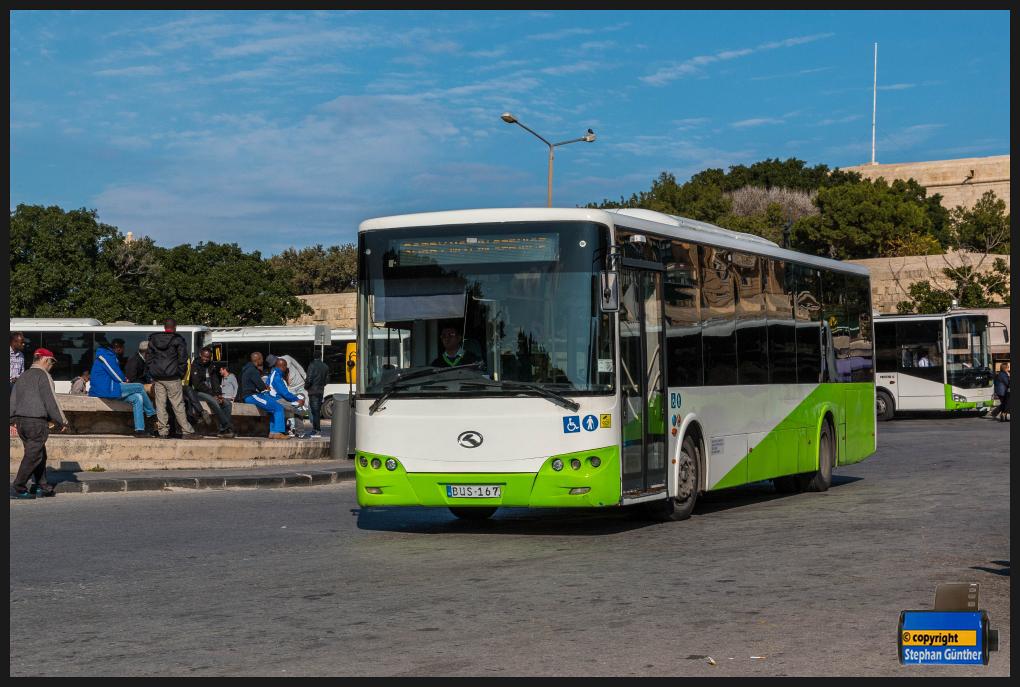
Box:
[500,112,595,207]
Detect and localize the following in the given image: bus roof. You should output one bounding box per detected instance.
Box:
[875,311,990,321]
[357,207,869,277]
[205,325,356,341]
[10,318,208,331]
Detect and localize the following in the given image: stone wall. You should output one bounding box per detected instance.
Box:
[844,155,1009,212]
[846,251,1010,314]
[289,292,357,328]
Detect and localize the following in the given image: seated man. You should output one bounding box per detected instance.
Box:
[70,369,90,395]
[190,346,235,438]
[89,338,158,438]
[240,352,288,439]
[431,326,481,368]
[267,355,306,437]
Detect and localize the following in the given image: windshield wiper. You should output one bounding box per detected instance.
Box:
[487,379,580,412]
[368,362,485,415]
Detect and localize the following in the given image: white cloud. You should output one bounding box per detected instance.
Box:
[731,117,786,129]
[641,32,834,86]
[540,61,600,76]
[95,65,163,77]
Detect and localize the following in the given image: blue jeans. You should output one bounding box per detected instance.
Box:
[245,392,286,434]
[119,382,156,431]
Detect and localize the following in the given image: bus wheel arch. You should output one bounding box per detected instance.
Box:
[675,417,706,494]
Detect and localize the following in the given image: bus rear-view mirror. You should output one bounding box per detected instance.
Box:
[600,271,619,313]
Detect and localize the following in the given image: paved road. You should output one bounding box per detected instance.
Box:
[10,417,1010,676]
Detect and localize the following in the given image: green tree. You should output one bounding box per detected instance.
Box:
[896,258,1011,314]
[269,243,358,295]
[947,191,1010,255]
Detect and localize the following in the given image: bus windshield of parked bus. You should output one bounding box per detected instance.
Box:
[358,221,615,397]
[945,315,991,388]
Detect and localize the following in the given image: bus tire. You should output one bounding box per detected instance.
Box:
[647,435,700,521]
[321,396,334,420]
[449,507,497,520]
[799,420,834,493]
[875,390,895,421]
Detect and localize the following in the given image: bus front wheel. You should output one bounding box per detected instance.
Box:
[876,390,895,421]
[449,507,498,520]
[321,396,334,420]
[646,435,700,522]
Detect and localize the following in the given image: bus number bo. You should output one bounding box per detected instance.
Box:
[670,393,682,409]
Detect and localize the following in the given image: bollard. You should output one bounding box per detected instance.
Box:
[329,392,354,460]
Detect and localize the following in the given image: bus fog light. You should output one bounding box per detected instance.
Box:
[359,456,368,467]
[589,456,601,468]
[569,487,591,495]
[365,487,382,494]
[370,458,382,469]
[551,459,564,471]
[385,459,398,471]
[570,458,581,470]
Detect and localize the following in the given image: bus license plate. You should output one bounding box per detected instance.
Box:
[447,485,501,498]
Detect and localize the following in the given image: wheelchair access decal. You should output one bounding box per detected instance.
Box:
[562,415,602,433]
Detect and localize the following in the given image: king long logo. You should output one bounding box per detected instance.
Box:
[457,431,483,448]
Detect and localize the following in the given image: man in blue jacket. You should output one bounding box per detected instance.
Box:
[240,352,289,439]
[89,339,159,438]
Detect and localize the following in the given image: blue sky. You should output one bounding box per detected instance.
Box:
[10,10,1010,253]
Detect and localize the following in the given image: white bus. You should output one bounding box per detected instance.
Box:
[353,208,876,520]
[9,318,209,393]
[873,312,998,420]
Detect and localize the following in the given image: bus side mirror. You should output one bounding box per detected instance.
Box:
[600,271,619,313]
[991,321,1008,342]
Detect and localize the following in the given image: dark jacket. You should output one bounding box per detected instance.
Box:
[240,362,269,399]
[305,359,330,395]
[994,370,1010,397]
[10,367,66,425]
[89,346,125,399]
[124,353,149,384]
[190,358,222,396]
[146,331,188,381]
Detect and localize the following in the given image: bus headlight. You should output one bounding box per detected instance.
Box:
[551,458,564,471]
[570,458,582,470]
[385,458,398,471]
[953,394,966,403]
[359,456,368,467]
[370,458,381,469]
[589,456,601,468]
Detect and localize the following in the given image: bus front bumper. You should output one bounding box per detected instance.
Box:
[355,446,621,508]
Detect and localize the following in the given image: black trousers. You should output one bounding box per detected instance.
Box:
[13,417,52,494]
[308,393,324,432]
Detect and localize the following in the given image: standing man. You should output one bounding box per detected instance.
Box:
[10,332,26,391]
[10,348,67,499]
[190,346,235,438]
[146,318,199,440]
[305,355,330,438]
[219,365,239,402]
[241,352,288,439]
[993,362,1010,422]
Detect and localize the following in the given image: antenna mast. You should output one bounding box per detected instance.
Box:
[871,42,878,165]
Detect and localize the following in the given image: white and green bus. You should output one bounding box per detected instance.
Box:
[354,208,876,520]
[873,312,998,420]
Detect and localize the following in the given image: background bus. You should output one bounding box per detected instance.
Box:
[873,312,997,420]
[9,318,208,393]
[353,207,875,521]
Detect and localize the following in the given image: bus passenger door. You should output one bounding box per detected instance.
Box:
[620,267,668,495]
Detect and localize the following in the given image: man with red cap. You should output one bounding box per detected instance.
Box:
[9,348,67,499]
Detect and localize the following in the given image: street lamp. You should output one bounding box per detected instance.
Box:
[500,112,596,207]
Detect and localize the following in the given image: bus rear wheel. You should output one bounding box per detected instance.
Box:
[876,390,895,421]
[646,435,700,522]
[799,421,834,492]
[449,507,498,520]
[321,396,334,420]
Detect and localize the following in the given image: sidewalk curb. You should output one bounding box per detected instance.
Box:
[46,468,355,495]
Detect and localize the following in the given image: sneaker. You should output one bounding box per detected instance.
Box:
[305,431,322,438]
[13,491,35,500]
[133,429,150,438]
[37,488,55,497]
[218,429,236,439]
[182,433,203,440]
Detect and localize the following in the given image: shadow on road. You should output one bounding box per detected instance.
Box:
[690,474,863,516]
[970,560,1010,577]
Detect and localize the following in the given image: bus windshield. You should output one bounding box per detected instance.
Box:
[358,221,615,397]
[945,315,991,388]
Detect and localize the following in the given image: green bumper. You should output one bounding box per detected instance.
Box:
[944,384,996,410]
[355,446,621,508]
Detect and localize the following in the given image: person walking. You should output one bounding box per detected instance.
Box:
[10,348,67,499]
[146,319,199,440]
[993,362,1010,422]
[304,355,330,438]
[190,347,235,438]
[240,352,288,439]
[90,338,158,438]
[10,332,26,391]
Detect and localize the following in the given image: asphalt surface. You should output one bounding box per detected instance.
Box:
[9,416,1010,676]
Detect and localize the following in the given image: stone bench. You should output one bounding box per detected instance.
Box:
[55,394,270,437]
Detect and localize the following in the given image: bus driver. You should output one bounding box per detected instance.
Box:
[431,326,480,368]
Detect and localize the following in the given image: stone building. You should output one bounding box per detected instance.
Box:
[844,155,1009,212]
[288,292,357,328]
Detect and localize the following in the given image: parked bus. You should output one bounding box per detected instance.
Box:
[353,208,876,520]
[873,312,998,420]
[8,318,208,393]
